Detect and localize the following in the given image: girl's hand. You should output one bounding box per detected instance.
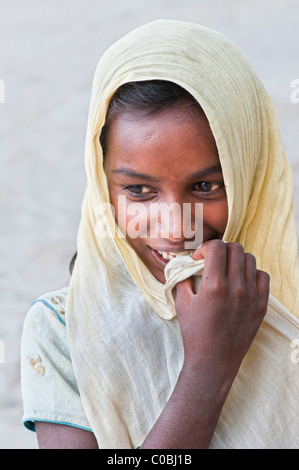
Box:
[173,240,270,381]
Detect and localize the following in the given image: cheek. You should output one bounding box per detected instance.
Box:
[203,200,228,232]
[112,197,150,240]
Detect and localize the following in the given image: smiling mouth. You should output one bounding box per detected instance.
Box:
[149,247,194,266]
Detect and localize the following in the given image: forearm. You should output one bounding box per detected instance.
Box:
[141,362,233,449]
[35,422,99,449]
[142,241,270,449]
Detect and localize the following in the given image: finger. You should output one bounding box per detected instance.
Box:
[191,244,204,261]
[173,277,195,306]
[244,252,257,284]
[256,270,270,304]
[173,277,195,298]
[226,243,245,280]
[192,239,227,278]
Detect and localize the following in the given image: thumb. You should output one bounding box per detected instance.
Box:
[172,276,195,304]
[191,242,206,261]
[191,239,227,261]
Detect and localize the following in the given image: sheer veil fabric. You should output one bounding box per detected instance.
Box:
[66,20,299,448]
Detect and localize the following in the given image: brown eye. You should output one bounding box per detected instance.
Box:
[194,181,225,194]
[128,185,143,194]
[194,182,214,193]
[125,185,153,196]
[198,182,213,192]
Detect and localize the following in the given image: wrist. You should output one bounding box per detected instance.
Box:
[180,359,234,403]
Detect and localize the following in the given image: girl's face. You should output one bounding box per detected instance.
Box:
[103,103,228,283]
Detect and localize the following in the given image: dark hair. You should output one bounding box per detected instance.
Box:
[69,80,203,275]
[69,252,77,275]
[99,80,203,155]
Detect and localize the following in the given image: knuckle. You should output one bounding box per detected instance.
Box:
[245,252,256,264]
[205,239,226,250]
[258,269,271,286]
[204,239,227,258]
[207,278,227,295]
[228,242,244,253]
[233,282,247,299]
[208,239,224,246]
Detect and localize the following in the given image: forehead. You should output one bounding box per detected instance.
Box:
[104,105,220,175]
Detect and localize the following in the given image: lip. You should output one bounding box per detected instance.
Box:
[149,247,170,266]
[148,245,196,267]
[149,244,191,253]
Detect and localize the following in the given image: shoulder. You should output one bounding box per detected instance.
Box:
[21,287,92,435]
[21,287,69,372]
[24,287,68,332]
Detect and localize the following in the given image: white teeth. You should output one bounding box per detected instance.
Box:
[156,249,193,260]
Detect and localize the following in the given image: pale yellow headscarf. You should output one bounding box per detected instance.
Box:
[66,20,299,448]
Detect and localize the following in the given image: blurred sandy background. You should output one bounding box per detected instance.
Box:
[0,0,298,449]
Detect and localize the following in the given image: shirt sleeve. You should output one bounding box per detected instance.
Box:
[20,291,92,433]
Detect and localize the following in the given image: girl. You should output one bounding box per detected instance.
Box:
[21,20,299,449]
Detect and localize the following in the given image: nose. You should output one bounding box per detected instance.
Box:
[162,202,185,242]
[149,200,202,244]
[147,201,183,241]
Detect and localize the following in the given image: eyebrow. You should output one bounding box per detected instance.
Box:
[111,165,223,182]
[111,168,160,182]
